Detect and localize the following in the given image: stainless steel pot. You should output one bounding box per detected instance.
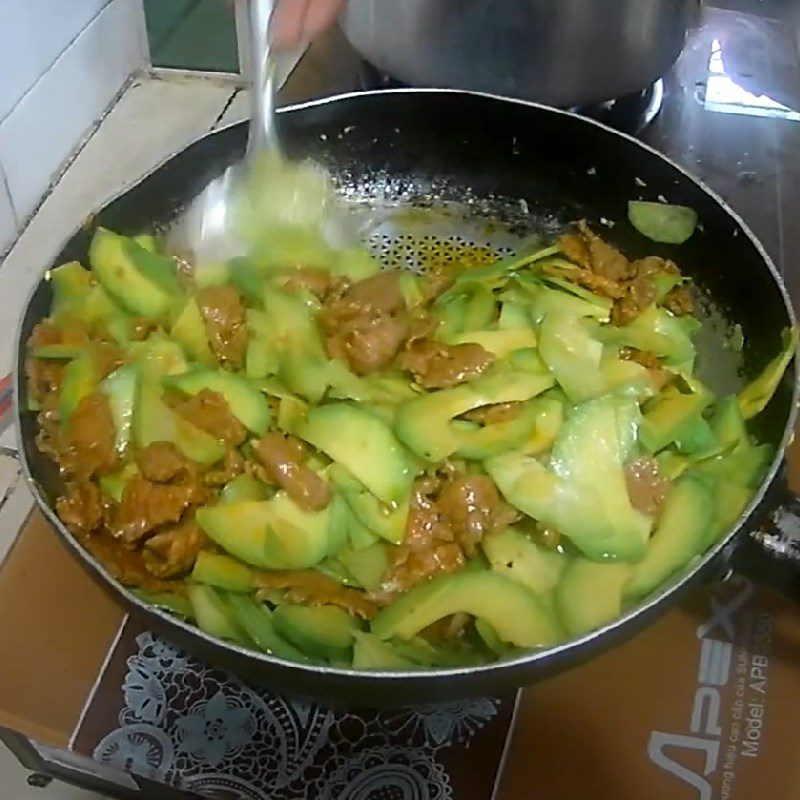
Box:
[341,0,698,107]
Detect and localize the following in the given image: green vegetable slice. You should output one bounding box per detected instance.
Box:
[738,327,798,419]
[628,200,698,245]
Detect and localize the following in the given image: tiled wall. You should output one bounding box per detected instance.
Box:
[0,0,149,257]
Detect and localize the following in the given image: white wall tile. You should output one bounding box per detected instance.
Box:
[0,0,147,222]
[0,164,17,255]
[0,0,114,121]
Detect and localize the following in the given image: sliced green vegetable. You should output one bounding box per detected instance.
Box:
[32,344,85,360]
[347,511,380,551]
[337,543,389,591]
[134,381,225,466]
[342,490,408,545]
[447,328,539,358]
[628,200,698,245]
[538,313,607,402]
[186,584,249,644]
[487,396,652,563]
[195,493,331,570]
[738,327,798,419]
[555,559,632,637]
[315,558,360,587]
[49,261,92,319]
[221,474,271,504]
[482,527,566,596]
[640,389,712,454]
[298,402,414,506]
[194,261,230,289]
[171,297,215,365]
[395,371,554,463]
[517,396,564,455]
[272,604,359,661]
[453,401,542,459]
[474,619,514,657]
[325,492,350,557]
[624,475,713,600]
[132,589,193,619]
[371,570,561,648]
[99,462,139,502]
[352,632,418,670]
[191,551,255,592]
[131,334,189,382]
[132,233,158,252]
[224,593,310,661]
[392,637,489,667]
[163,366,271,435]
[89,227,180,318]
[606,305,696,371]
[100,363,138,455]
[59,353,98,432]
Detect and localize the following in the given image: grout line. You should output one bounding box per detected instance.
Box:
[150,65,245,85]
[0,161,18,226]
[0,464,20,511]
[212,87,243,129]
[0,0,115,129]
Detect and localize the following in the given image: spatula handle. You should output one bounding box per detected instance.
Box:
[246,0,281,160]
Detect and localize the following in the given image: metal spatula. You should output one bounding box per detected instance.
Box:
[166,0,354,273]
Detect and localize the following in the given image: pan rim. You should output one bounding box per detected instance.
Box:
[13,87,800,686]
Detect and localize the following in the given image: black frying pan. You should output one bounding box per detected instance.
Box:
[15,90,800,705]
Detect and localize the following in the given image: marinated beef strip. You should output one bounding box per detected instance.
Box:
[255,431,331,511]
[58,392,118,479]
[99,443,206,545]
[143,516,205,578]
[319,271,410,375]
[611,273,657,326]
[254,570,378,619]
[57,482,104,536]
[624,456,669,518]
[204,449,244,487]
[558,222,690,325]
[540,260,624,299]
[461,402,523,425]
[175,388,247,446]
[107,475,200,545]
[397,339,493,389]
[619,347,672,391]
[137,440,188,482]
[373,471,513,603]
[25,323,65,405]
[662,284,694,316]
[438,474,516,556]
[280,267,336,300]
[197,285,248,367]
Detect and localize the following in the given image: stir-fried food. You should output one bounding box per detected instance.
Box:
[25,220,796,669]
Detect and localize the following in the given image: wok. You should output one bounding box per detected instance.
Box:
[15,90,800,705]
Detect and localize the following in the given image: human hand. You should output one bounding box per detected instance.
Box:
[270,0,348,51]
